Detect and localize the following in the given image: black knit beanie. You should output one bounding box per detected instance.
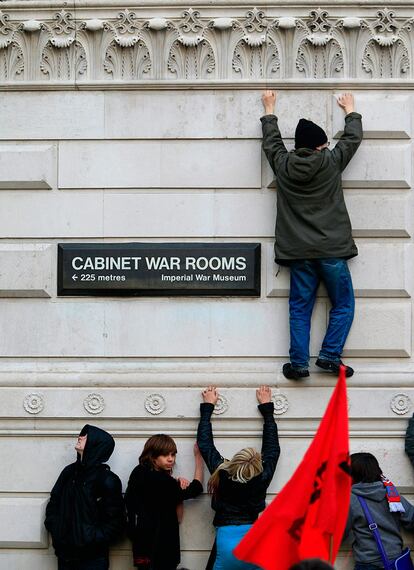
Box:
[295,118,328,150]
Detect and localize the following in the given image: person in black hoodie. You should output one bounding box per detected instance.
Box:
[125,433,204,570]
[197,385,280,570]
[45,424,125,570]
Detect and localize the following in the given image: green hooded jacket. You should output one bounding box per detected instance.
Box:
[260,112,363,264]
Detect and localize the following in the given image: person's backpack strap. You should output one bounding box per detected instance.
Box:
[357,495,392,570]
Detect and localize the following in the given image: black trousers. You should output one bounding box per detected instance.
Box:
[58,557,109,570]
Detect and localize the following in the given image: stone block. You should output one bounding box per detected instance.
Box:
[0,92,105,140]
[333,93,412,139]
[344,299,411,357]
[104,90,329,139]
[103,191,275,237]
[103,192,216,237]
[58,140,261,189]
[266,242,412,298]
[0,301,105,357]
[0,144,56,190]
[0,498,48,548]
[0,191,104,238]
[0,244,53,298]
[342,142,411,188]
[344,192,409,237]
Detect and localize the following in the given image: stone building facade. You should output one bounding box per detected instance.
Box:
[0,0,414,568]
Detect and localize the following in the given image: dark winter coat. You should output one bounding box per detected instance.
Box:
[405,413,414,469]
[44,424,126,561]
[197,402,280,527]
[125,464,203,569]
[260,112,363,264]
[344,481,414,564]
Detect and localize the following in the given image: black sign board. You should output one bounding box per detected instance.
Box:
[58,243,261,297]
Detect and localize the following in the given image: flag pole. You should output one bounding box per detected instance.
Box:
[329,534,334,563]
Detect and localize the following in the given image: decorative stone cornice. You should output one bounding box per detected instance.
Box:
[0,7,414,85]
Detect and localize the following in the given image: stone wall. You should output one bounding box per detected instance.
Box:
[0,1,414,568]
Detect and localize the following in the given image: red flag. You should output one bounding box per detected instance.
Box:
[234,366,351,570]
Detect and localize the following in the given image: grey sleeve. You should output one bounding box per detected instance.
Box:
[331,112,363,172]
[260,114,288,175]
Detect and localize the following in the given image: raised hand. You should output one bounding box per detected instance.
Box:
[202,385,219,405]
[337,93,354,114]
[256,385,272,404]
[262,90,277,114]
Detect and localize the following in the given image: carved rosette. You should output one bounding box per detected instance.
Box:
[145,394,166,415]
[23,393,44,415]
[390,394,411,415]
[84,393,105,415]
[213,394,229,415]
[272,393,289,415]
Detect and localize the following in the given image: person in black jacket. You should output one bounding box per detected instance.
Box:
[125,433,204,570]
[405,413,414,469]
[44,424,126,570]
[261,91,363,380]
[197,385,280,570]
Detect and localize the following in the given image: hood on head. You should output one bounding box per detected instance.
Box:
[352,481,387,502]
[286,148,325,183]
[78,424,115,468]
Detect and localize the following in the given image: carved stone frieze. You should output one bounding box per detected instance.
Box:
[1,8,414,83]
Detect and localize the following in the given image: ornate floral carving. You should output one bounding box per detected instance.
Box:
[41,41,87,79]
[0,8,413,82]
[297,38,343,78]
[103,9,151,79]
[213,394,229,415]
[233,39,279,78]
[272,392,289,415]
[39,11,87,80]
[84,393,105,415]
[390,393,411,415]
[168,39,214,79]
[23,393,44,415]
[145,394,166,415]
[361,9,412,78]
[296,10,344,78]
[0,11,24,80]
[166,9,215,79]
[105,40,151,78]
[231,8,279,78]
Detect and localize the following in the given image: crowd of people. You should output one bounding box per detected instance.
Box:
[44,387,414,570]
[43,92,409,570]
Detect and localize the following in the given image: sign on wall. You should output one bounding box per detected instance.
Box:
[58,243,261,297]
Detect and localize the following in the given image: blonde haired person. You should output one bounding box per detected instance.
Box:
[197,386,280,570]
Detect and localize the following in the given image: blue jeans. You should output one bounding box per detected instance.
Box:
[213,525,260,570]
[289,258,355,369]
[58,558,109,570]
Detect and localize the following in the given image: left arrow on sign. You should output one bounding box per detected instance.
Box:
[72,274,78,281]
